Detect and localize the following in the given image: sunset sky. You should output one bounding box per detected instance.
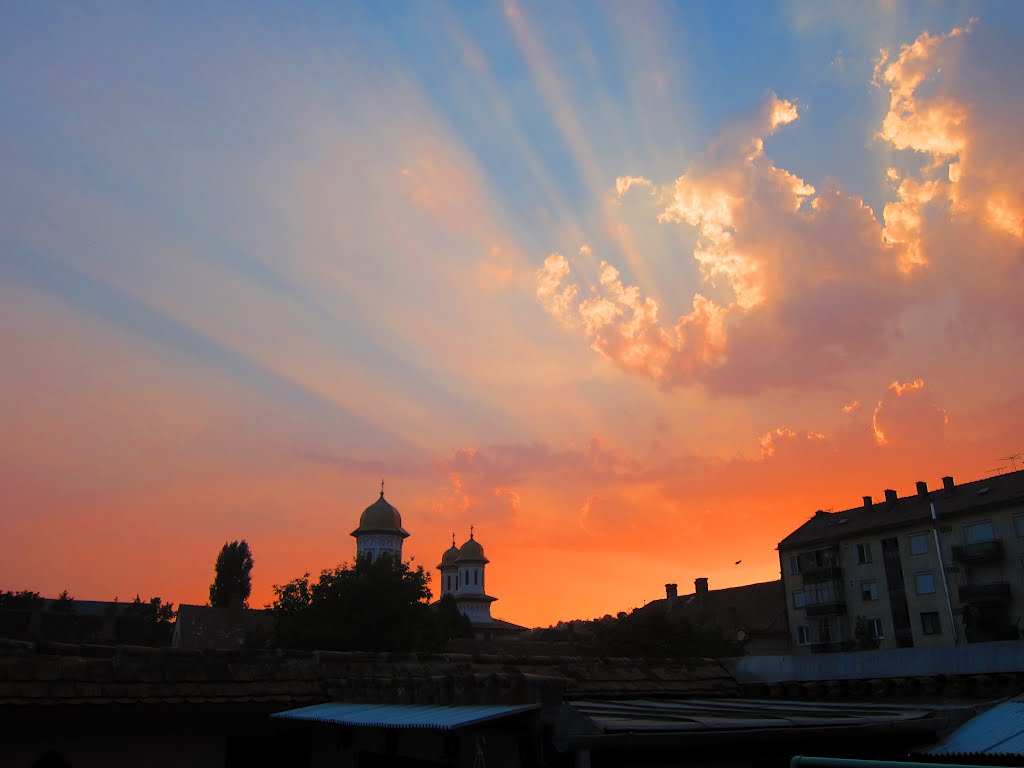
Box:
[2,2,1024,628]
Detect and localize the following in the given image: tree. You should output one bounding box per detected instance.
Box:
[0,591,42,610]
[272,554,444,651]
[436,593,474,640]
[209,540,254,608]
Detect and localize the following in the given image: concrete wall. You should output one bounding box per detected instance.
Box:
[723,639,1024,683]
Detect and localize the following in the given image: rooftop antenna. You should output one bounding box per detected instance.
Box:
[999,453,1021,472]
[988,466,1007,476]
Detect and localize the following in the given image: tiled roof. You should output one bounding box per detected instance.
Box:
[778,469,1024,551]
[0,639,738,708]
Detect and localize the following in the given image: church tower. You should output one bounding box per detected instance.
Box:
[350,484,409,563]
[437,534,461,596]
[448,528,496,624]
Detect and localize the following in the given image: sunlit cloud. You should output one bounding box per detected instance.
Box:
[872,378,948,447]
[535,253,727,385]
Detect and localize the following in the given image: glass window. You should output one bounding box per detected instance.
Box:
[796,625,811,645]
[921,611,941,635]
[1014,514,1024,538]
[909,533,928,555]
[860,580,879,601]
[856,543,872,564]
[867,617,884,639]
[793,590,806,609]
[914,572,936,595]
[963,521,995,544]
[806,580,839,605]
[789,555,801,575]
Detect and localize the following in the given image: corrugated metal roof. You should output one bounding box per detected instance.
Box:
[570,698,938,733]
[271,702,540,731]
[927,697,1024,756]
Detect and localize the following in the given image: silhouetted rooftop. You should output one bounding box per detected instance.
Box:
[779,469,1024,551]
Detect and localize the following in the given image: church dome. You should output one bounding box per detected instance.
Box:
[440,542,461,565]
[456,532,489,563]
[351,492,410,537]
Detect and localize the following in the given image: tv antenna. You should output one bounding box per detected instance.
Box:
[988,466,1007,476]
[999,453,1021,472]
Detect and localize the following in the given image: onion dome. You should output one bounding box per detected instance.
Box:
[456,528,489,564]
[350,491,410,538]
[437,533,461,569]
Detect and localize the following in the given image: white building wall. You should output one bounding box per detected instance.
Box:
[356,533,403,563]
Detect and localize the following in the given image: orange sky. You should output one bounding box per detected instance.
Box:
[2,7,1023,628]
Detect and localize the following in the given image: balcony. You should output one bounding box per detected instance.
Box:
[959,581,1011,604]
[801,564,843,583]
[805,600,847,617]
[952,539,1004,564]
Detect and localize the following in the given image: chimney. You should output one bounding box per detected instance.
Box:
[916,481,929,499]
[695,577,708,595]
[943,476,955,492]
[863,495,872,508]
[665,583,678,602]
[884,489,898,503]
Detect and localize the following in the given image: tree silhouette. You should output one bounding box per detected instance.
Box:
[209,540,254,608]
[272,553,448,651]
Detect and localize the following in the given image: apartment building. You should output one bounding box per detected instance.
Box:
[778,469,1024,653]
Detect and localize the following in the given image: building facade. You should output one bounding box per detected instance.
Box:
[779,470,1024,654]
[641,578,790,655]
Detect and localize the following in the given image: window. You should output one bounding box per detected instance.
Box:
[793,590,806,609]
[1014,513,1024,538]
[860,580,879,601]
[909,533,928,555]
[914,572,936,595]
[865,617,884,639]
[806,580,840,606]
[796,625,812,645]
[789,555,801,575]
[921,611,941,635]
[817,616,845,644]
[855,542,872,564]
[963,521,995,544]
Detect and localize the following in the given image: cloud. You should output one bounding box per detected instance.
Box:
[535,255,728,385]
[540,94,907,392]
[872,378,948,447]
[876,20,1024,277]
[538,21,1024,395]
[615,175,653,197]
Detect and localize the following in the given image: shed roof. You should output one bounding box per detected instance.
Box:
[272,701,539,730]
[926,696,1024,757]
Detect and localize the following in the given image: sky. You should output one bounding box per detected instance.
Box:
[2,2,1023,628]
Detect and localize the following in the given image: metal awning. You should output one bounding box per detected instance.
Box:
[272,702,540,731]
